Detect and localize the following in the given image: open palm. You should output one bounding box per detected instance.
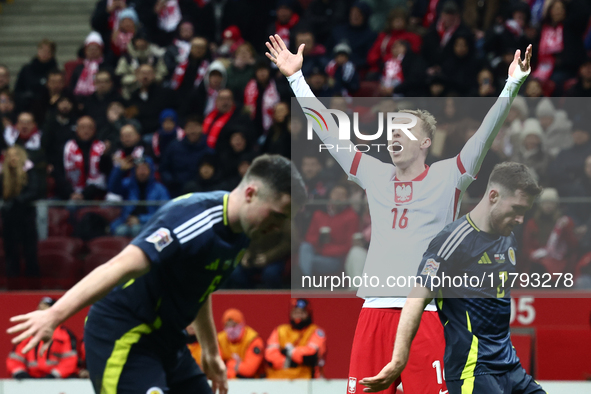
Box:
[265,34,304,77]
[508,44,533,79]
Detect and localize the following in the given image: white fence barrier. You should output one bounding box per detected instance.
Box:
[0,379,589,394]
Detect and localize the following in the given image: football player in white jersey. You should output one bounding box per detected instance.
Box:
[266,34,531,394]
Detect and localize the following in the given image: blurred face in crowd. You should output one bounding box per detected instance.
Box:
[120,124,140,147]
[95,71,113,95]
[234,44,254,65]
[6,147,24,169]
[185,121,203,143]
[523,134,542,151]
[301,156,321,180]
[277,5,292,24]
[162,117,176,132]
[199,162,215,180]
[580,62,591,81]
[335,53,349,66]
[273,102,289,123]
[538,115,553,130]
[550,1,566,24]
[453,37,469,58]
[216,89,234,113]
[290,307,309,323]
[540,198,558,216]
[37,300,52,311]
[296,32,314,56]
[391,40,406,58]
[525,79,543,97]
[137,65,155,88]
[572,129,590,146]
[37,44,54,63]
[0,92,14,114]
[57,97,74,116]
[391,16,406,31]
[135,162,151,183]
[513,10,527,28]
[308,73,326,90]
[47,73,65,95]
[289,117,303,137]
[209,70,223,90]
[440,11,459,29]
[329,185,348,213]
[85,43,103,61]
[134,38,149,52]
[238,160,250,177]
[478,69,493,85]
[76,116,96,141]
[107,102,124,122]
[190,37,208,59]
[584,156,591,179]
[16,112,36,137]
[349,6,364,27]
[0,66,10,90]
[230,132,246,153]
[119,17,136,33]
[329,96,348,114]
[179,22,194,41]
[255,67,270,84]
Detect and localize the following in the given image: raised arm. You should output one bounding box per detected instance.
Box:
[459,45,532,178]
[7,245,151,353]
[265,34,357,175]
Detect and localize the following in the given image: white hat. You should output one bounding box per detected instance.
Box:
[535,98,555,119]
[539,188,559,203]
[85,31,104,48]
[521,118,544,141]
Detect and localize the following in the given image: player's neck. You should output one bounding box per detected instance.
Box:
[469,203,495,234]
[395,159,426,181]
[227,190,244,233]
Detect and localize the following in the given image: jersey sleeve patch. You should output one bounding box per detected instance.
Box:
[146,228,173,252]
[420,258,440,277]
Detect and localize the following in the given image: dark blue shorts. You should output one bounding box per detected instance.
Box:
[84,315,211,394]
[446,364,546,394]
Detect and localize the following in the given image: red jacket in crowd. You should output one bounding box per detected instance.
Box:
[6,325,78,379]
[305,207,359,258]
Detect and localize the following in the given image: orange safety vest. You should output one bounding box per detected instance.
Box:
[187,342,202,369]
[218,326,259,362]
[266,323,319,379]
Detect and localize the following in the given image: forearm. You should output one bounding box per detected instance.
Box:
[193,296,219,356]
[50,245,150,324]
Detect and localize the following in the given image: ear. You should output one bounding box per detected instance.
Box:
[489,188,499,204]
[244,184,256,203]
[421,137,431,150]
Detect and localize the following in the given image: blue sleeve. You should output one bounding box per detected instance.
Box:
[108,166,127,195]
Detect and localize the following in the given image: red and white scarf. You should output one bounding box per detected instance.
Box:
[203,106,235,149]
[74,57,103,96]
[152,127,185,157]
[112,145,145,163]
[274,13,300,50]
[532,24,564,81]
[107,0,125,31]
[243,79,279,132]
[111,31,134,57]
[174,39,191,63]
[423,0,440,28]
[4,125,41,150]
[381,56,405,89]
[158,0,182,32]
[436,17,460,47]
[170,59,210,90]
[63,139,106,193]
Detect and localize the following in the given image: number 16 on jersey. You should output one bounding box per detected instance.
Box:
[392,208,409,229]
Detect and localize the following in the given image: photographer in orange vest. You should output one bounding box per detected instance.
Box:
[265,299,327,379]
[217,308,264,379]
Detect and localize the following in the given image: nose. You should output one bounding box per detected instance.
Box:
[515,215,524,225]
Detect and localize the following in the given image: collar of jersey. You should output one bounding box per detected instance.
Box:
[394,164,430,182]
[223,193,229,226]
[466,213,481,232]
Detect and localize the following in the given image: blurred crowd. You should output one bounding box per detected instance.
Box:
[1,0,591,289]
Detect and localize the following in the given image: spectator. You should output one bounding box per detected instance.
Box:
[137,0,198,47]
[244,60,280,135]
[295,30,328,78]
[565,57,591,97]
[547,117,591,194]
[14,39,58,111]
[492,47,521,93]
[472,67,498,97]
[217,309,264,379]
[265,299,326,379]
[70,32,109,100]
[329,1,376,69]
[225,42,256,101]
[97,101,126,148]
[300,154,329,201]
[109,157,169,236]
[182,153,231,193]
[31,69,65,125]
[42,94,78,171]
[299,183,359,276]
[111,121,150,174]
[0,90,16,129]
[110,7,140,58]
[421,1,473,70]
[182,59,227,118]
[56,116,110,200]
[216,26,246,59]
[325,43,360,97]
[262,101,291,158]
[91,0,129,53]
[218,129,255,180]
[0,146,40,281]
[116,31,168,99]
[301,0,349,46]
[511,118,549,183]
[379,39,427,97]
[160,116,213,196]
[267,0,300,52]
[0,64,10,92]
[440,34,480,96]
[82,70,123,133]
[484,2,533,65]
[367,8,422,75]
[126,63,176,135]
[564,154,591,227]
[306,66,333,97]
[523,188,578,276]
[3,112,45,167]
[7,297,78,378]
[163,20,196,76]
[202,89,252,152]
[152,108,184,160]
[168,36,210,97]
[535,98,573,158]
[185,324,202,369]
[532,0,590,86]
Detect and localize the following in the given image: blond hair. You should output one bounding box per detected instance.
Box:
[400,109,437,139]
[2,146,28,200]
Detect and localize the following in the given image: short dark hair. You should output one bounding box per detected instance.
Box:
[241,154,307,207]
[38,39,57,56]
[488,162,542,197]
[184,115,203,127]
[47,68,64,78]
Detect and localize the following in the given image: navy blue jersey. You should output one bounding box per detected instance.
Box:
[416,213,520,381]
[87,191,249,347]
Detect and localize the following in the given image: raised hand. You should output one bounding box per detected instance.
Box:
[265,34,304,77]
[509,44,533,80]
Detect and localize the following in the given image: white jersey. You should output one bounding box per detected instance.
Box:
[288,70,526,309]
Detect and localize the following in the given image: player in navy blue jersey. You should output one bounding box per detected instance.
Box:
[7,154,306,394]
[361,162,546,394]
